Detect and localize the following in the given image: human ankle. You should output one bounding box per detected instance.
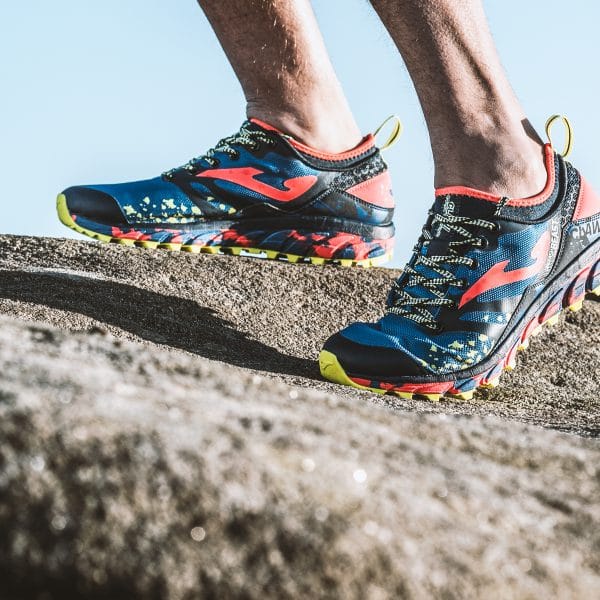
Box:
[247,102,363,155]
[432,124,547,198]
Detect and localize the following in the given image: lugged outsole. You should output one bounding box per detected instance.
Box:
[319,260,600,402]
[56,194,392,269]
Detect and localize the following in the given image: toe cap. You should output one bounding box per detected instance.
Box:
[322,330,427,379]
[62,186,127,225]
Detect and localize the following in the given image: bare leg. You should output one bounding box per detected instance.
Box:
[197,0,361,153]
[370,0,546,198]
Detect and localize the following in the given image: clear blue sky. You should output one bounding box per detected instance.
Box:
[1,1,598,267]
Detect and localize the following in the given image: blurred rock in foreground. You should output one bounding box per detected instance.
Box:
[0,235,599,598]
[1,317,599,599]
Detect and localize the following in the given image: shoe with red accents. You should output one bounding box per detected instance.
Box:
[57,118,399,267]
[320,116,600,399]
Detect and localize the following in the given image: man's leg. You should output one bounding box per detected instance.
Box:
[322,0,600,398]
[369,0,546,198]
[198,0,361,153]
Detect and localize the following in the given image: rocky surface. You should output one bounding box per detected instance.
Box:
[0,235,599,598]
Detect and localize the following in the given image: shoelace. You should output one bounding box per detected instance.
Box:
[164,122,276,178]
[387,211,497,330]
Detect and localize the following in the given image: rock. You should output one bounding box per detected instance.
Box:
[0,235,598,435]
[0,236,599,598]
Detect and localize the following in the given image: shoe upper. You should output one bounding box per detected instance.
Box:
[324,144,600,381]
[63,119,394,228]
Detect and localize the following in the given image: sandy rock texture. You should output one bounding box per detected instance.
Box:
[0,235,599,598]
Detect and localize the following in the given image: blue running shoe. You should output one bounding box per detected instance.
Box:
[320,116,600,399]
[57,118,400,267]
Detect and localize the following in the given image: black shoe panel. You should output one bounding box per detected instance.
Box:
[63,186,127,225]
[322,332,428,378]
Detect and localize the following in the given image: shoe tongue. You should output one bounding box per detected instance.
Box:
[433,191,499,220]
[423,192,498,257]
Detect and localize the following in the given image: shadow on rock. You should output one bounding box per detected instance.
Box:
[0,269,317,380]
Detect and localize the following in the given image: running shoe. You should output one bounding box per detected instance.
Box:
[57,118,400,267]
[320,116,600,399]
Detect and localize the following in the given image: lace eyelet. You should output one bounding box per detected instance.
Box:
[231,152,240,161]
[430,323,444,334]
[470,258,479,269]
[478,237,489,249]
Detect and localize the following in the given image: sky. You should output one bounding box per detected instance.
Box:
[1,1,599,268]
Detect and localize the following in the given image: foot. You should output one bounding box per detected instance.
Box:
[58,119,395,267]
[320,133,600,399]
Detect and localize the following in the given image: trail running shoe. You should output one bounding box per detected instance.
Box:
[57,118,400,267]
[320,116,600,399]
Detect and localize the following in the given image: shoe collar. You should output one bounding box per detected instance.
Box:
[434,144,557,211]
[249,117,376,162]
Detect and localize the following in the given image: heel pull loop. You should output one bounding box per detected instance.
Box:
[545,114,573,158]
[374,115,403,151]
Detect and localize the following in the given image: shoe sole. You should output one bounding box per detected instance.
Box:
[320,253,600,401]
[56,194,393,268]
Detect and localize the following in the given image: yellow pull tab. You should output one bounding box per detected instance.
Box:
[373,115,403,151]
[545,114,573,158]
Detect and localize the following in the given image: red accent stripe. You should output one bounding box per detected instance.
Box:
[573,175,600,221]
[346,171,394,208]
[458,229,551,309]
[198,166,317,202]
